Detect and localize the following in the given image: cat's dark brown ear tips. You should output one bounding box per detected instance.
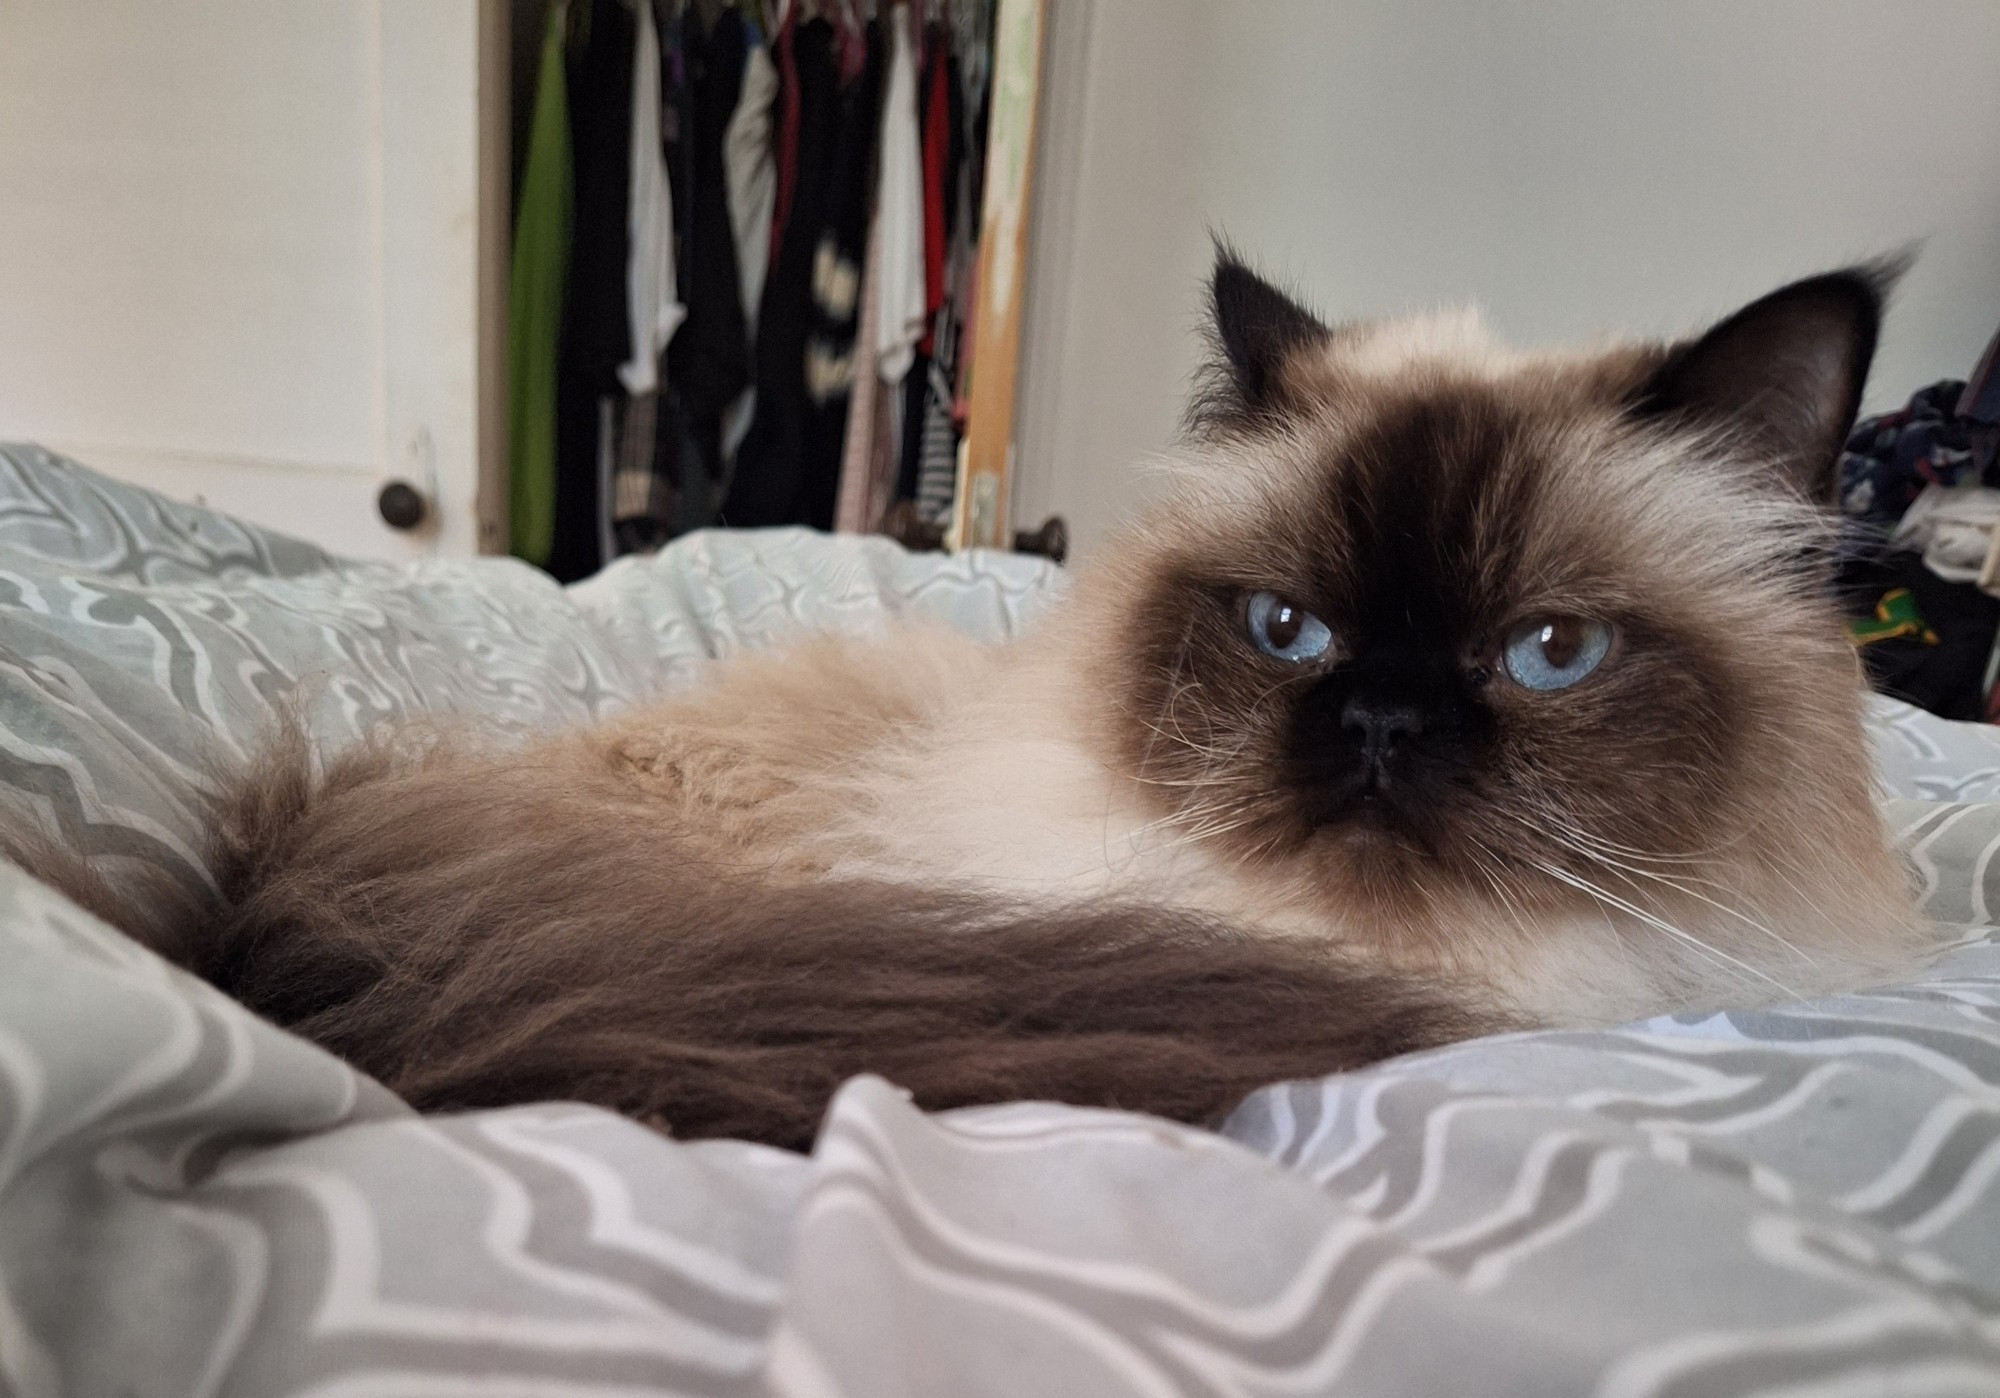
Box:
[1189,248,1332,436]
[1632,256,1908,501]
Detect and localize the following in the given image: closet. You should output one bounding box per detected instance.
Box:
[512,0,1061,583]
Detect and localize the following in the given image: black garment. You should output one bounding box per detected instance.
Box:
[1840,547,2000,722]
[938,34,967,251]
[550,0,636,582]
[721,19,838,527]
[723,18,882,530]
[896,349,930,503]
[662,6,749,531]
[797,18,885,530]
[963,32,989,235]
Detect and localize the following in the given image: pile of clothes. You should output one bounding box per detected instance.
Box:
[1837,327,2000,720]
[510,0,996,583]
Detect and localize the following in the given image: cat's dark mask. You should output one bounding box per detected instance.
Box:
[1109,252,1900,921]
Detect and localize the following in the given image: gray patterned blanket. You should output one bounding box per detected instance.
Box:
[2,443,1999,1397]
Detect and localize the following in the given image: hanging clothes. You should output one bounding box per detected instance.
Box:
[919,21,964,351]
[618,0,683,397]
[722,16,833,528]
[873,4,925,386]
[611,385,693,555]
[723,16,883,530]
[507,0,573,567]
[768,12,803,265]
[608,1,684,555]
[957,0,994,234]
[797,16,886,530]
[910,317,962,525]
[724,35,778,338]
[550,0,636,582]
[897,23,971,524]
[942,0,993,521]
[663,4,751,533]
[833,211,887,534]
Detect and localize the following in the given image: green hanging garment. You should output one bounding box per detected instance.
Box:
[508,1,573,566]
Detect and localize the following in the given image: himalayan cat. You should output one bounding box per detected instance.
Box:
[23,253,1929,1150]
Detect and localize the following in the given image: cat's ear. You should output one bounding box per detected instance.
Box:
[1190,248,1333,435]
[1630,259,1906,500]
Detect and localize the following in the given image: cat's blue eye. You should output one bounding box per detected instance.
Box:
[1245,590,1333,663]
[1501,616,1613,691]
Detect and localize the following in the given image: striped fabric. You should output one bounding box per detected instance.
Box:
[0,443,1997,1396]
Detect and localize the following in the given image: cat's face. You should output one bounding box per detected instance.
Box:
[1086,256,1914,982]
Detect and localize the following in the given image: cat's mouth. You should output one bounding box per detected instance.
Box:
[1299,763,1445,858]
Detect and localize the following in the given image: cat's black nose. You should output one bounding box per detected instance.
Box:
[1341,696,1425,765]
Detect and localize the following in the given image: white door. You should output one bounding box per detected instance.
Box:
[0,0,506,562]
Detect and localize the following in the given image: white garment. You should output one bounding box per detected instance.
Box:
[1891,483,2000,586]
[619,0,685,396]
[724,41,779,337]
[873,6,926,385]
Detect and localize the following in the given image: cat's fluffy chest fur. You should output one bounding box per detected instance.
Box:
[590,626,1191,896]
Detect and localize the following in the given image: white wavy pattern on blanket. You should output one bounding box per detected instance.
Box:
[0,443,1059,880]
[1,443,2000,1395]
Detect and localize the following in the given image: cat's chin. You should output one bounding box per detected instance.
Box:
[1315,803,1454,894]
[1315,792,1444,862]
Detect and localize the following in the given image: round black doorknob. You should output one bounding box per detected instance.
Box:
[1013,515,1069,564]
[377,480,429,531]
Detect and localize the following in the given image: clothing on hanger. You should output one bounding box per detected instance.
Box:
[724,35,778,334]
[832,0,870,83]
[508,0,573,567]
[662,3,751,532]
[767,9,803,268]
[873,3,925,385]
[724,16,842,527]
[910,307,961,524]
[551,0,637,582]
[618,0,683,396]
[532,0,1003,553]
[796,15,886,529]
[720,31,778,487]
[833,209,889,533]
[917,21,960,352]
[896,19,970,521]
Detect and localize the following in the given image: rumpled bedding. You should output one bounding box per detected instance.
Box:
[1,442,1998,1397]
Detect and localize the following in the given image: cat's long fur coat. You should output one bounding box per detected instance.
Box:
[19,255,1928,1149]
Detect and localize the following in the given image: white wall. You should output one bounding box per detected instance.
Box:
[0,1,503,561]
[1015,0,2000,554]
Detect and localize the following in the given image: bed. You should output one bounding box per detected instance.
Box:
[1,442,1997,1397]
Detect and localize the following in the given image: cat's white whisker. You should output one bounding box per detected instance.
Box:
[1545,831,1820,972]
[1527,858,1798,999]
[1461,836,1537,939]
[1535,812,1736,866]
[1125,772,1245,792]
[1496,806,1822,972]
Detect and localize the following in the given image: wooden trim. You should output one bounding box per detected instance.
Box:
[953,0,1048,552]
